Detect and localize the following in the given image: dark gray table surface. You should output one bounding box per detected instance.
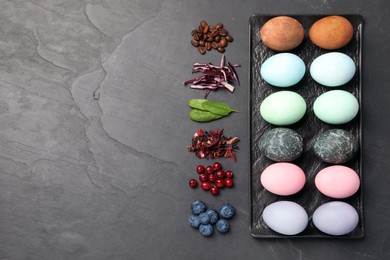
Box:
[0,0,389,259]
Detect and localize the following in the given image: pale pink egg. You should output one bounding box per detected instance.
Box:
[260,163,306,196]
[315,165,360,199]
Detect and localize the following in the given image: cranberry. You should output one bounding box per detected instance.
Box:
[210,185,220,195]
[189,179,198,188]
[199,173,208,182]
[201,181,211,191]
[196,165,205,174]
[205,165,214,175]
[208,174,216,183]
[225,178,234,188]
[213,162,222,171]
[215,179,225,188]
[225,170,234,179]
[216,170,225,179]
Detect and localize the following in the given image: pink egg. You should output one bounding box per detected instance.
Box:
[315,165,360,199]
[260,163,306,196]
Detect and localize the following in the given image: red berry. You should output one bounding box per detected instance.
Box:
[225,170,234,179]
[199,173,208,182]
[225,178,234,188]
[213,162,222,171]
[196,165,205,174]
[201,181,211,191]
[215,179,225,188]
[189,179,198,188]
[210,185,220,195]
[205,165,214,175]
[208,174,216,183]
[216,170,225,179]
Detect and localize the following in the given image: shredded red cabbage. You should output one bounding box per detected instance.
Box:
[183,55,240,98]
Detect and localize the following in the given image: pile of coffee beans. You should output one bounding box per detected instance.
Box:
[191,21,234,55]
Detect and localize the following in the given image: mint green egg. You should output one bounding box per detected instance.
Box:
[313,90,359,124]
[260,91,307,125]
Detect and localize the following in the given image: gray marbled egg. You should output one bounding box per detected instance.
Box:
[259,128,303,162]
[313,129,359,164]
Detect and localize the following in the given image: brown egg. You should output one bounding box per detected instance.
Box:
[260,16,305,51]
[309,16,353,50]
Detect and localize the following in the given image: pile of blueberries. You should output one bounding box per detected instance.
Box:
[189,200,235,237]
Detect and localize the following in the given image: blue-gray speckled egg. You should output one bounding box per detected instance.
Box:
[313,129,358,164]
[259,128,303,162]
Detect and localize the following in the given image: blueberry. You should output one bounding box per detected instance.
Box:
[216,219,230,233]
[199,224,213,237]
[188,215,201,229]
[206,209,219,224]
[199,212,210,225]
[191,200,207,215]
[219,203,235,219]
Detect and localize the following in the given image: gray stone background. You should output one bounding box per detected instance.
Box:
[0,0,389,259]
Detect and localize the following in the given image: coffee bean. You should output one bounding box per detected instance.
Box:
[219,29,228,36]
[202,34,207,41]
[215,35,221,42]
[191,29,198,36]
[205,42,212,51]
[211,29,219,37]
[207,37,214,42]
[191,39,199,47]
[198,25,203,33]
[198,40,205,47]
[217,46,225,53]
[212,42,218,49]
[203,24,209,34]
[219,38,227,47]
[193,33,200,41]
[215,23,223,29]
[198,46,206,55]
[201,21,208,28]
[226,35,233,42]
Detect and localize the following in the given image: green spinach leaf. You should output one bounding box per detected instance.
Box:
[188,99,208,110]
[189,109,224,122]
[202,100,238,116]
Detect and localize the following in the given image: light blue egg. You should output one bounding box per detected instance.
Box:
[310,52,356,87]
[260,53,306,87]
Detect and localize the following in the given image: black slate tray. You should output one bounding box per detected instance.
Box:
[249,14,363,238]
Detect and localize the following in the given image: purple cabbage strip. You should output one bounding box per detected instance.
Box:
[183,55,240,97]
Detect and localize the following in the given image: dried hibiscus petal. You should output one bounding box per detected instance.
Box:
[186,128,239,162]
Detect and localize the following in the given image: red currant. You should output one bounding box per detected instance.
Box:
[196,165,205,174]
[189,179,198,188]
[215,179,225,188]
[208,174,216,183]
[201,181,211,191]
[225,170,234,179]
[210,185,220,195]
[205,165,214,175]
[225,178,234,188]
[199,173,208,182]
[213,162,222,171]
[216,170,225,179]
